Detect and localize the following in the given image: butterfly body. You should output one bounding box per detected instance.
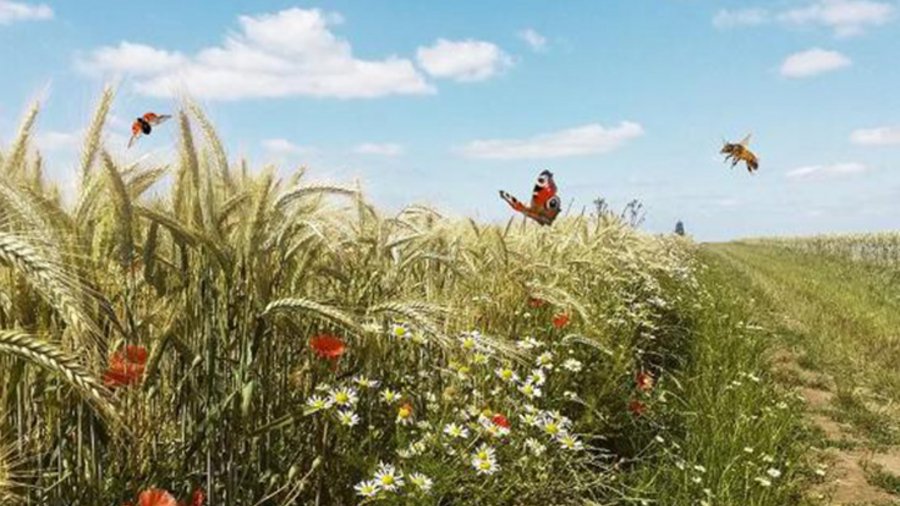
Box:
[499,170,561,226]
[721,134,759,173]
[129,112,172,148]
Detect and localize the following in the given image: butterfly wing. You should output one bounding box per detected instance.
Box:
[499,190,527,213]
[528,170,561,225]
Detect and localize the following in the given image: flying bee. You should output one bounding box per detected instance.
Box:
[128,112,172,148]
[720,133,759,173]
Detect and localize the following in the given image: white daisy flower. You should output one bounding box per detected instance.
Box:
[374,462,404,491]
[459,335,479,352]
[408,472,433,493]
[472,457,500,475]
[767,468,781,478]
[328,387,358,407]
[535,351,554,369]
[380,388,401,404]
[524,437,546,456]
[304,394,333,413]
[396,403,414,425]
[515,337,542,350]
[391,323,410,339]
[520,412,540,427]
[518,382,542,399]
[694,465,706,473]
[761,454,775,463]
[527,369,547,386]
[754,476,772,487]
[354,479,380,497]
[336,410,360,427]
[557,433,584,451]
[562,358,584,372]
[352,375,380,389]
[743,447,754,454]
[472,443,496,462]
[495,367,519,383]
[443,422,470,439]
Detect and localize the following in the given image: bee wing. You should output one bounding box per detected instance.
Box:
[127,133,139,148]
[740,133,752,147]
[142,112,172,125]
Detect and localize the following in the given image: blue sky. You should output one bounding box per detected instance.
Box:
[0,0,898,241]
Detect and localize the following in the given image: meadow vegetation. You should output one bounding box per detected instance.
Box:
[0,89,824,505]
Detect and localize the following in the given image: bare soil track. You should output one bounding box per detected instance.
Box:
[704,243,900,505]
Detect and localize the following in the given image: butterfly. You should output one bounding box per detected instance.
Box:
[498,170,561,226]
[720,133,759,173]
[128,112,172,148]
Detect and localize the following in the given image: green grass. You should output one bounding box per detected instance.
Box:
[625,248,810,506]
[0,92,819,505]
[3,91,893,505]
[705,243,900,426]
[868,468,900,496]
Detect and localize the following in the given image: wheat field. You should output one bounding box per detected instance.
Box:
[0,89,812,505]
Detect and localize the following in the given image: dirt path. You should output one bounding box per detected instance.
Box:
[704,244,900,505]
[774,349,900,505]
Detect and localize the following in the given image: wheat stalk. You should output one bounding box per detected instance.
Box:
[0,330,119,424]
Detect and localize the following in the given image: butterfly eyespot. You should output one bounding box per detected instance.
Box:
[547,196,560,210]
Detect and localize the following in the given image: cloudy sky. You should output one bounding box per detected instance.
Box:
[0,0,898,241]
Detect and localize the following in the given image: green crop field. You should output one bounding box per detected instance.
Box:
[0,93,897,505]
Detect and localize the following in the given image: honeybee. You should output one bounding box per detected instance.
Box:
[128,112,172,148]
[720,134,759,173]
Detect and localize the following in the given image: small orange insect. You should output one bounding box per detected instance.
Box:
[128,112,172,148]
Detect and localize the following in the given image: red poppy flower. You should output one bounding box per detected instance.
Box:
[308,335,346,360]
[136,489,177,506]
[103,345,148,388]
[177,488,205,506]
[527,297,546,308]
[636,370,654,392]
[628,399,646,417]
[552,312,570,329]
[491,413,511,429]
[191,488,205,506]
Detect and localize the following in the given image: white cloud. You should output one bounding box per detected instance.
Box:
[518,28,547,52]
[786,162,870,180]
[354,143,403,156]
[416,39,513,82]
[779,48,851,78]
[714,198,741,208]
[779,0,894,37]
[458,121,644,160]
[78,8,433,100]
[0,1,52,24]
[262,138,313,155]
[850,126,900,146]
[713,9,770,29]
[36,130,79,151]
